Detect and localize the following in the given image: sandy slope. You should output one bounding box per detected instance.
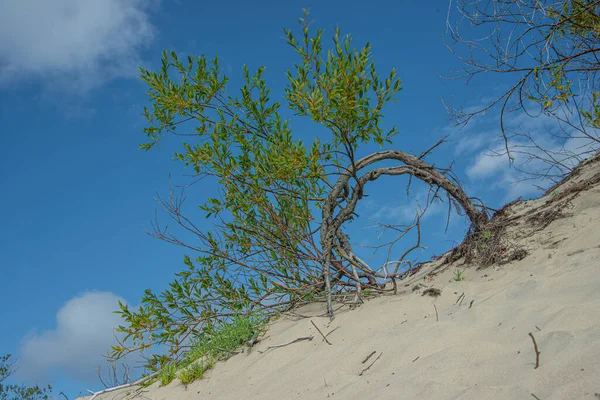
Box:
[81,155,600,400]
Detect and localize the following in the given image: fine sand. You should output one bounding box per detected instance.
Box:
[80,155,600,399]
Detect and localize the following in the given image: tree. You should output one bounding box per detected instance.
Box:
[447,0,600,181]
[111,13,488,369]
[0,354,52,400]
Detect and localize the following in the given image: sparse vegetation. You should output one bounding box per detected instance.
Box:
[111,11,489,372]
[178,361,207,385]
[0,354,52,400]
[151,314,265,387]
[158,364,177,387]
[448,0,600,180]
[453,269,465,282]
[185,315,265,365]
[97,361,131,389]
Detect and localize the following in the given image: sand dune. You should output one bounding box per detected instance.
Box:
[81,155,600,399]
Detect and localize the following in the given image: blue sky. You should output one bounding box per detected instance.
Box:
[0,0,564,397]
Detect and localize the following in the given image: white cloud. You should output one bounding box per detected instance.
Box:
[0,0,157,91]
[17,291,129,384]
[466,147,509,179]
[452,132,489,156]
[445,94,599,201]
[463,121,599,200]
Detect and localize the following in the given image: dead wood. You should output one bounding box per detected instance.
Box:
[359,352,383,376]
[311,320,332,345]
[258,336,314,354]
[528,332,541,369]
[361,351,376,364]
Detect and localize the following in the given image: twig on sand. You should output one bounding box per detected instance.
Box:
[528,332,541,369]
[455,292,465,305]
[258,336,314,354]
[86,371,159,400]
[469,300,474,309]
[434,304,439,321]
[325,326,339,338]
[359,352,382,376]
[362,351,376,364]
[531,393,541,400]
[311,320,332,345]
[412,356,419,362]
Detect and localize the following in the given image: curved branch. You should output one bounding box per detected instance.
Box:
[320,147,489,318]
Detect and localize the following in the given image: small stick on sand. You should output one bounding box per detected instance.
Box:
[359,352,382,376]
[412,356,419,362]
[434,304,439,321]
[258,336,314,354]
[469,300,474,309]
[311,320,332,345]
[362,351,376,364]
[455,292,465,305]
[528,332,541,369]
[325,326,339,338]
[531,393,541,400]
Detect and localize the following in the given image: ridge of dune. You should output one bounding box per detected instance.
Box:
[81,154,600,400]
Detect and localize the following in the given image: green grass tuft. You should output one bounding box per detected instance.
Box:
[158,363,177,386]
[453,269,465,282]
[154,314,267,387]
[184,314,265,366]
[178,360,207,385]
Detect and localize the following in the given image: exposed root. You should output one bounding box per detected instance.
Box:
[440,154,600,272]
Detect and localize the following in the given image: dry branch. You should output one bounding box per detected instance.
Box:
[311,320,332,345]
[320,144,488,318]
[446,0,600,177]
[362,351,377,364]
[359,352,383,376]
[258,336,314,354]
[528,332,541,369]
[86,371,159,400]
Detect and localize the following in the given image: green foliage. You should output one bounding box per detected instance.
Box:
[152,314,264,387]
[178,361,206,385]
[184,314,265,365]
[284,14,400,150]
[112,11,403,371]
[158,364,177,387]
[0,355,52,400]
[450,0,600,169]
[453,269,465,282]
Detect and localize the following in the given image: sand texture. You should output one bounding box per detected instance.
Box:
[80,155,600,400]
